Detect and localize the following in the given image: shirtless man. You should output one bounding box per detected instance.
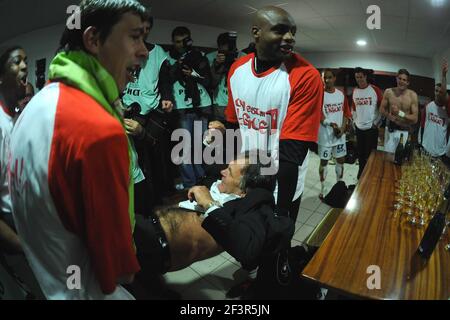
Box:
[380,69,419,153]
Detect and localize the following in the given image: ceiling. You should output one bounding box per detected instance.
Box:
[0,0,449,58]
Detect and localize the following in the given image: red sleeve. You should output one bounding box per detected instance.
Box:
[373,85,383,108]
[421,104,428,128]
[280,67,323,142]
[224,55,253,123]
[48,87,139,295]
[81,133,140,294]
[351,88,356,111]
[341,90,352,118]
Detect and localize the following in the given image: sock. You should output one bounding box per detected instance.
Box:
[319,164,328,194]
[336,163,344,181]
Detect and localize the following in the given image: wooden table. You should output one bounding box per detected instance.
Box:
[302,151,450,300]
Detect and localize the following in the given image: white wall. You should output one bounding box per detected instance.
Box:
[432,49,450,90]
[1,18,437,88]
[302,51,434,79]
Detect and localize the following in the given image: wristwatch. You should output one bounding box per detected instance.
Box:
[206,200,222,211]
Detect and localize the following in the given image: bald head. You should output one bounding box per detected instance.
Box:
[251,6,296,62]
[253,6,294,28]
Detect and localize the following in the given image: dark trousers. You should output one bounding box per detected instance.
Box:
[355,127,379,179]
[289,196,302,225]
[134,179,154,218]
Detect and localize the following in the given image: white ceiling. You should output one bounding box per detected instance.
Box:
[0,0,449,58]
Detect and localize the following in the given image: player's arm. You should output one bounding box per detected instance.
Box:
[379,89,391,118]
[80,131,140,293]
[277,68,323,218]
[340,96,352,133]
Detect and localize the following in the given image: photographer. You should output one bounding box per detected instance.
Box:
[122,16,175,208]
[206,32,244,122]
[168,26,212,189]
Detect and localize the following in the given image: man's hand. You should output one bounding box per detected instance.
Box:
[187,186,213,209]
[215,53,226,66]
[124,119,144,137]
[209,120,226,133]
[182,65,193,77]
[161,100,173,113]
[330,122,338,129]
[335,127,345,138]
[390,104,400,116]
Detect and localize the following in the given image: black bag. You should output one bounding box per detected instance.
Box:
[345,140,357,164]
[146,110,170,143]
[323,181,355,209]
[249,246,322,300]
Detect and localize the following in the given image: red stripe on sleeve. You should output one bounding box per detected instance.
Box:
[372,85,384,108]
[280,56,323,142]
[48,84,139,294]
[342,91,352,118]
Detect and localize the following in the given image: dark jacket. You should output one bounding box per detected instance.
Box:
[202,188,294,270]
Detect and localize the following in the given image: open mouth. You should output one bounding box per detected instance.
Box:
[126,64,142,82]
[126,66,136,82]
[280,44,293,54]
[18,74,28,87]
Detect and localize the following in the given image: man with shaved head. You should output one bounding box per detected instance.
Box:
[209,6,323,294]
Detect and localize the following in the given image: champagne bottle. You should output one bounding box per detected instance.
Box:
[403,135,412,162]
[394,134,405,165]
[416,184,450,260]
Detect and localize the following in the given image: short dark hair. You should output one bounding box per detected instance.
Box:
[239,150,276,193]
[59,0,148,52]
[0,46,23,77]
[217,33,229,47]
[354,67,368,76]
[398,68,410,81]
[323,68,336,77]
[172,26,191,40]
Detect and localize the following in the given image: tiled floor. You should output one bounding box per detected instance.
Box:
[163,152,359,299]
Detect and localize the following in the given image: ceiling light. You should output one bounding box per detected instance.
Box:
[431,0,445,7]
[356,40,367,47]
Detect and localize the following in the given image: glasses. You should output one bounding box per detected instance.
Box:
[393,151,450,252]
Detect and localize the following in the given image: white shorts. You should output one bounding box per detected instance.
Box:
[384,129,408,153]
[318,143,347,161]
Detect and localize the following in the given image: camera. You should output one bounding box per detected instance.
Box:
[218,31,238,71]
[178,37,203,72]
[124,102,141,119]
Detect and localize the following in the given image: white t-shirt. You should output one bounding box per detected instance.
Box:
[9,83,139,300]
[422,101,449,157]
[123,44,168,114]
[225,53,323,201]
[178,180,241,216]
[318,89,351,147]
[352,84,383,130]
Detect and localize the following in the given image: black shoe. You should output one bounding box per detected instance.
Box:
[276,249,292,286]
